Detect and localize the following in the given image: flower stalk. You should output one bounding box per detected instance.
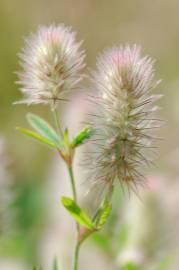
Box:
[73,242,80,270]
[68,164,77,203]
[52,110,83,269]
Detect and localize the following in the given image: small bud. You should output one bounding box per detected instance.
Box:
[71,126,92,148]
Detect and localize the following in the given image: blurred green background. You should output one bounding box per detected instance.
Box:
[0,0,179,269]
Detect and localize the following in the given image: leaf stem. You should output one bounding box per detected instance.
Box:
[53,108,64,139]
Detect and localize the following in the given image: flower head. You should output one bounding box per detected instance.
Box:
[16,24,85,108]
[85,45,161,194]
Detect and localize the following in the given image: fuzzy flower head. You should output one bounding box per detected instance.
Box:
[16,24,85,108]
[86,45,161,194]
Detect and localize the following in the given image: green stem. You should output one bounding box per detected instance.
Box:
[52,105,81,269]
[73,228,95,270]
[73,242,80,270]
[67,164,80,233]
[53,108,64,139]
[67,164,81,269]
[68,165,77,202]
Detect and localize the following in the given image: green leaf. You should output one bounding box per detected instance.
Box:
[63,128,69,146]
[71,126,92,148]
[95,202,112,229]
[16,127,57,148]
[27,113,60,147]
[61,196,94,230]
[122,262,138,270]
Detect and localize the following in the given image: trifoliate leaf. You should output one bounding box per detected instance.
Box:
[27,113,61,147]
[16,127,57,148]
[61,196,94,230]
[95,202,112,229]
[71,126,92,148]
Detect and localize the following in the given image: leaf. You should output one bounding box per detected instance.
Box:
[95,201,112,229]
[16,127,57,148]
[27,113,60,147]
[61,196,94,230]
[71,126,92,148]
[63,128,69,146]
[122,262,138,270]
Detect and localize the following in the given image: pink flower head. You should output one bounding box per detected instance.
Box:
[85,45,161,194]
[16,24,86,108]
